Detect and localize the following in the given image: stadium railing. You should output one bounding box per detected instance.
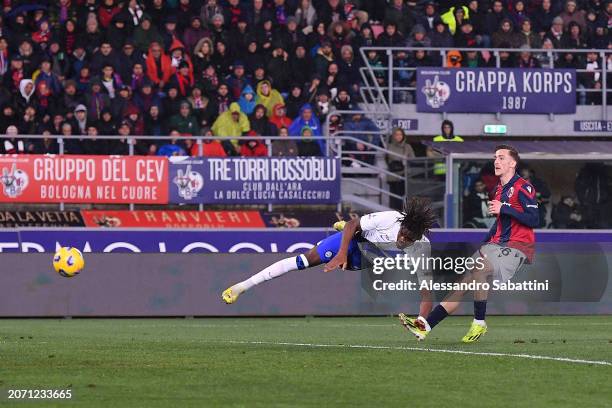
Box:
[358,46,611,121]
[0,134,441,213]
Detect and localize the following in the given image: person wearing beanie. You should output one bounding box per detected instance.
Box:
[169,101,200,136]
[72,104,88,135]
[285,84,307,119]
[417,1,441,32]
[168,60,194,97]
[384,0,414,35]
[162,14,180,50]
[210,13,226,42]
[297,126,322,156]
[200,1,224,30]
[559,0,587,31]
[546,16,566,48]
[226,61,251,100]
[133,14,164,53]
[183,16,210,53]
[533,0,557,35]
[267,42,291,93]
[376,20,406,47]
[105,13,130,50]
[223,0,247,27]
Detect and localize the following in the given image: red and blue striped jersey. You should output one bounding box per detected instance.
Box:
[485,173,538,261]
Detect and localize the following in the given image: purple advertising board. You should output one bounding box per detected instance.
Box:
[169,157,341,204]
[0,231,21,252]
[11,229,331,253]
[3,229,612,253]
[416,68,576,114]
[1,248,611,316]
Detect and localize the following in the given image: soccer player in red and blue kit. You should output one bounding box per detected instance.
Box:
[400,144,539,343]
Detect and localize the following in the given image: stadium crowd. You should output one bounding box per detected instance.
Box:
[0,0,610,156]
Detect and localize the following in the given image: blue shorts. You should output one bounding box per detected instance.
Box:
[316,232,362,270]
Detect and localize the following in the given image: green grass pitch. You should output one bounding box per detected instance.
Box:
[1,316,611,407]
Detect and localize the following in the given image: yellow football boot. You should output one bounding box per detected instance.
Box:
[461,321,488,343]
[222,286,243,304]
[333,220,346,231]
[398,313,430,341]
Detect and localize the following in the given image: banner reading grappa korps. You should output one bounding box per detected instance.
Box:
[169,157,341,204]
[0,155,168,203]
[417,67,576,114]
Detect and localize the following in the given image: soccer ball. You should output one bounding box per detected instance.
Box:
[53,247,85,278]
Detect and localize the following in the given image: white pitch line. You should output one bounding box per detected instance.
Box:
[226,340,612,366]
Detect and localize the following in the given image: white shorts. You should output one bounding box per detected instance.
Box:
[475,243,527,283]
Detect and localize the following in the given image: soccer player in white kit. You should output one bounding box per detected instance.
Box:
[222,197,436,320]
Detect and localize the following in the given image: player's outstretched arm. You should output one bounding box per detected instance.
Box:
[324,218,361,272]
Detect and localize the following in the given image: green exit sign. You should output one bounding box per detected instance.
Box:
[484,124,507,134]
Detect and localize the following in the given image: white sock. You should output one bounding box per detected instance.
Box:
[234,256,307,292]
[473,319,486,327]
[417,316,432,332]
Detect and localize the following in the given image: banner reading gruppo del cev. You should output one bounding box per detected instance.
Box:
[0,155,168,204]
[169,156,341,204]
[417,67,576,114]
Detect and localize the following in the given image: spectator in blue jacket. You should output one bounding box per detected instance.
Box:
[342,112,380,165]
[289,103,324,153]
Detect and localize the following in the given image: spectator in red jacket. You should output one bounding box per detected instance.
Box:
[145,42,173,88]
[269,103,292,131]
[190,130,228,157]
[98,0,122,29]
[240,130,268,157]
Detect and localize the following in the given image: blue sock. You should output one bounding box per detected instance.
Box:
[426,305,448,329]
[474,301,487,321]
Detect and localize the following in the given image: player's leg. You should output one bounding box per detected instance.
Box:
[398,288,434,340]
[398,251,435,336]
[462,245,527,342]
[221,247,321,304]
[423,259,493,339]
[418,288,433,318]
[222,232,353,304]
[401,249,494,341]
[458,258,493,342]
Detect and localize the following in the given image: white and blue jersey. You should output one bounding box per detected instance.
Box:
[316,211,431,271]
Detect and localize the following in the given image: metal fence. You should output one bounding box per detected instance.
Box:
[359,46,611,120]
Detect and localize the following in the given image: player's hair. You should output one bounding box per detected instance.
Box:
[399,197,437,240]
[495,144,520,163]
